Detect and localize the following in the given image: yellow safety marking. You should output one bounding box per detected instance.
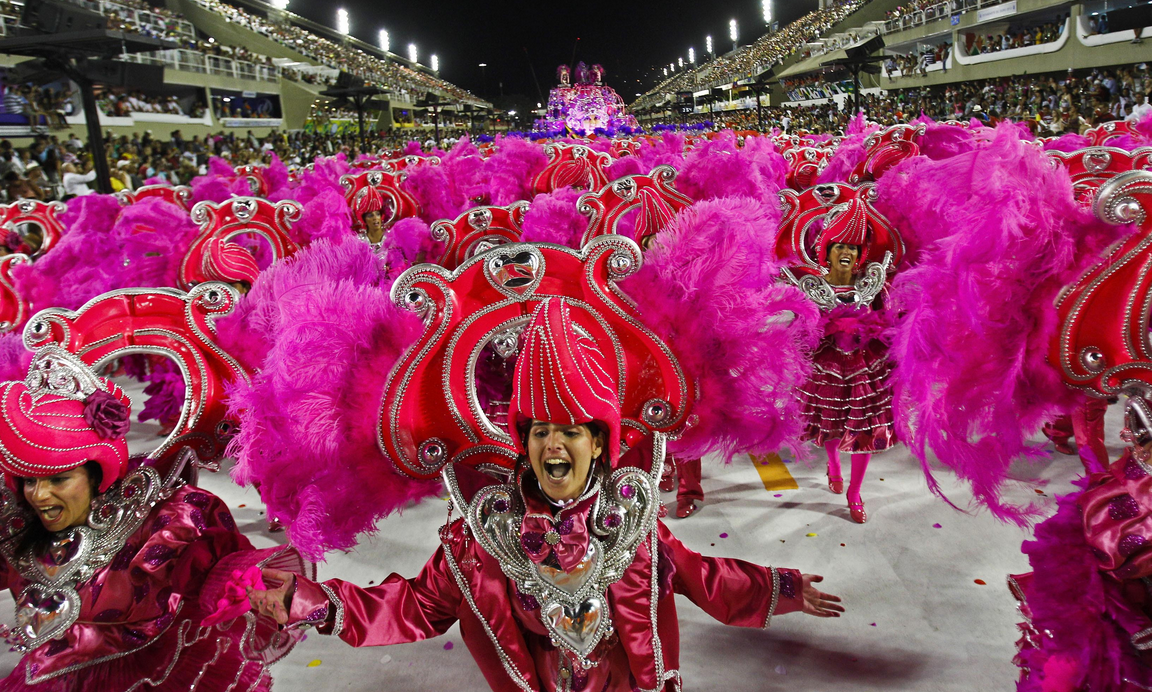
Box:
[750,453,799,491]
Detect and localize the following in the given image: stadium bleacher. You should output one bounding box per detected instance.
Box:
[0,0,490,140]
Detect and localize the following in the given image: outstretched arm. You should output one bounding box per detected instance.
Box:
[658,522,842,627]
[249,543,464,648]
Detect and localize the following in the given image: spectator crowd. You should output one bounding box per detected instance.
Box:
[188,0,484,105]
[96,92,203,118]
[656,64,1152,138]
[962,14,1068,56]
[0,123,481,203]
[8,0,483,109]
[634,0,870,111]
[884,42,952,79]
[1,84,71,128]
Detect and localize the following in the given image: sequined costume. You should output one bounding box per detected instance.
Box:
[1042,396,1112,474]
[1010,438,1152,691]
[0,483,271,692]
[796,285,896,454]
[286,456,804,692]
[275,295,811,692]
[777,184,904,524]
[0,347,305,691]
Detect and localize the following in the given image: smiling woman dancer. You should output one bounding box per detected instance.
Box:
[247,297,843,692]
[0,347,300,691]
[793,197,899,525]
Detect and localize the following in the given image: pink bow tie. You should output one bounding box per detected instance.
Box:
[520,505,591,573]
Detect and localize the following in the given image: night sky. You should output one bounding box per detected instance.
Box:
[284,0,817,102]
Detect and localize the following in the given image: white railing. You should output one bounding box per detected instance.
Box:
[118,50,280,82]
[953,16,1071,63]
[882,0,1012,35]
[1077,14,1152,45]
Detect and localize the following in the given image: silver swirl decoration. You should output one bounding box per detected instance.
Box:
[1095,171,1152,226]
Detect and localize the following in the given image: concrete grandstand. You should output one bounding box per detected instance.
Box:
[0,0,491,140]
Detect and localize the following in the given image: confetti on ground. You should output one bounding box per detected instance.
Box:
[237,504,246,508]
[307,660,322,668]
[840,543,846,547]
[974,579,987,585]
[1034,489,1046,495]
[444,641,454,650]
[719,532,728,538]
[806,532,818,537]
[379,655,392,665]
[710,543,715,546]
[932,523,942,529]
[774,494,783,498]
[879,478,884,481]
[870,623,876,627]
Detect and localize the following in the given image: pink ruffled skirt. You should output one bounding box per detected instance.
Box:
[798,338,896,453]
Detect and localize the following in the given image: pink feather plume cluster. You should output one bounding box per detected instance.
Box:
[520,187,587,248]
[624,197,822,461]
[0,333,31,382]
[883,125,1127,522]
[13,195,198,313]
[676,130,788,205]
[221,236,438,560]
[482,136,548,205]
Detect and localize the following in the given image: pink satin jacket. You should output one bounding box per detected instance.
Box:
[0,483,266,692]
[289,473,803,692]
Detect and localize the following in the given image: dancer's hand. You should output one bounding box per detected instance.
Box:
[800,574,844,618]
[247,568,296,625]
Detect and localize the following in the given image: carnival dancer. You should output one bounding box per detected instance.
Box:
[352,186,386,248]
[246,298,843,692]
[790,196,899,524]
[0,346,303,691]
[1010,397,1152,691]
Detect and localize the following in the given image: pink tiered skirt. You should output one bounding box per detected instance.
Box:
[798,338,896,453]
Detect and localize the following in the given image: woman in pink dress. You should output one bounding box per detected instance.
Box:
[792,197,898,524]
[0,346,301,691]
[247,298,844,692]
